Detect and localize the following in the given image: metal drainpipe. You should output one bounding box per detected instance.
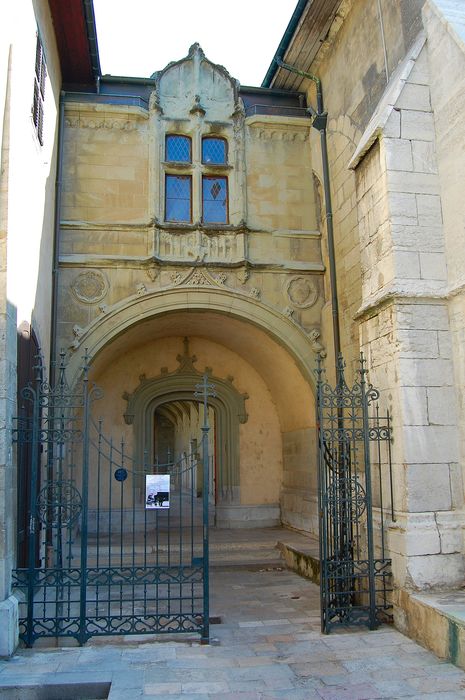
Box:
[276,60,341,368]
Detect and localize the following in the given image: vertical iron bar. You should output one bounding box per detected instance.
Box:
[25,383,40,648]
[359,354,376,630]
[387,410,395,522]
[96,419,102,568]
[194,374,215,644]
[376,404,385,561]
[78,362,91,645]
[201,388,210,643]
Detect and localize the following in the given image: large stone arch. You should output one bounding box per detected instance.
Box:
[66,286,322,389]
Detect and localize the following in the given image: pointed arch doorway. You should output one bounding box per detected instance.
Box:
[123,338,249,522]
[153,399,217,511]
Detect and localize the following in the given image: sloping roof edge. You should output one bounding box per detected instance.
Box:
[48,0,100,85]
[261,0,308,87]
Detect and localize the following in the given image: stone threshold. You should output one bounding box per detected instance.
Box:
[395,588,465,670]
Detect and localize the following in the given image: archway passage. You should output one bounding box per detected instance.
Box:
[14,310,320,646]
[153,399,217,508]
[87,310,318,534]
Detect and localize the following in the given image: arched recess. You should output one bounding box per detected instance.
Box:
[122,339,248,504]
[65,287,322,390]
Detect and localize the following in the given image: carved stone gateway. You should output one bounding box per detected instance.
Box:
[122,338,248,504]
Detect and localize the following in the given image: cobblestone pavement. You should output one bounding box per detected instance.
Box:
[3,566,465,699]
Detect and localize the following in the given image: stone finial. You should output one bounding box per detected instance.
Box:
[176,337,197,373]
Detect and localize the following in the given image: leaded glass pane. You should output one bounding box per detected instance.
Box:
[166,135,191,163]
[202,137,227,164]
[203,177,227,223]
[166,175,191,222]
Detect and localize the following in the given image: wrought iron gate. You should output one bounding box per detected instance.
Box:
[316,354,393,633]
[13,354,212,646]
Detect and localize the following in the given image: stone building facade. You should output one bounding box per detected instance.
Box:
[2,0,465,661]
[265,0,465,656]
[58,43,324,533]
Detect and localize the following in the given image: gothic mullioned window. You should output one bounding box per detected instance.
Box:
[164,134,229,224]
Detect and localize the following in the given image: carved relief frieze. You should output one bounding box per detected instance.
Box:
[65,117,140,131]
[71,270,108,304]
[253,128,308,142]
[155,228,246,264]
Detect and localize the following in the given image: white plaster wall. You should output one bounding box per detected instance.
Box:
[3,0,60,357]
[0,0,60,655]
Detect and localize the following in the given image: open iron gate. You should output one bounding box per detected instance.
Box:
[316,354,394,633]
[13,354,213,646]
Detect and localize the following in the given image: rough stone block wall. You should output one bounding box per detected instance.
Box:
[356,42,464,591]
[424,0,465,535]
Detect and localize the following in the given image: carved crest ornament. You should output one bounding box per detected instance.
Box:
[71,270,108,304]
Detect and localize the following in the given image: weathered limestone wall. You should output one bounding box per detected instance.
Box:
[281,428,318,535]
[272,0,428,380]
[423,0,465,582]
[62,103,149,225]
[272,0,465,593]
[354,40,463,592]
[0,0,60,654]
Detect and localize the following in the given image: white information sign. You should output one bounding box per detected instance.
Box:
[145,474,170,509]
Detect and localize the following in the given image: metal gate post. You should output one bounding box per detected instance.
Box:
[78,359,91,645]
[195,374,216,644]
[24,376,40,648]
[360,355,377,629]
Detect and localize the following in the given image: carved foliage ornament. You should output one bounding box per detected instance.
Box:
[169,268,227,287]
[71,271,108,304]
[286,276,318,309]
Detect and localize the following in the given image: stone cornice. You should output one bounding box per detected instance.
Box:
[355,286,447,320]
[58,254,325,274]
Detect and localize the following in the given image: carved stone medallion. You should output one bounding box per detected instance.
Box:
[286,276,318,309]
[71,270,108,304]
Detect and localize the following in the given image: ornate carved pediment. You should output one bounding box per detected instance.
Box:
[169,267,227,288]
[122,337,248,426]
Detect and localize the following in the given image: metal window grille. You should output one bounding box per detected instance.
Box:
[32,35,46,145]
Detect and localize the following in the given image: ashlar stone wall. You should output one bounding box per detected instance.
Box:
[354,38,463,591]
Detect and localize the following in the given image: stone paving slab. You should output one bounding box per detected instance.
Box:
[3,566,465,698]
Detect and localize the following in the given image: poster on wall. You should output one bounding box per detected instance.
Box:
[145,474,170,509]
